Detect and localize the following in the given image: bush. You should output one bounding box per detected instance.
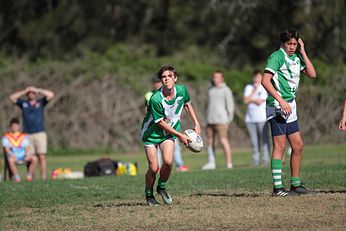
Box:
[0,45,344,153]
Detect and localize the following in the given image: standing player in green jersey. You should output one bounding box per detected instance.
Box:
[141,65,201,206]
[261,29,317,197]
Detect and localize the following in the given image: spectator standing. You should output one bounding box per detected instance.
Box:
[10,86,54,180]
[243,70,270,166]
[202,70,234,170]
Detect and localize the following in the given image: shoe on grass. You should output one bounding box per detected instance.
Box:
[272,188,300,197]
[146,195,159,206]
[12,175,21,183]
[177,165,189,172]
[156,186,173,205]
[26,174,33,182]
[227,163,233,169]
[290,185,318,195]
[202,162,216,170]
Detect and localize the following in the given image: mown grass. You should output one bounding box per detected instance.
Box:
[0,144,345,230]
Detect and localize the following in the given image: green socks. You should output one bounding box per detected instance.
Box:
[158,179,167,189]
[145,180,168,196]
[145,188,153,197]
[291,176,301,187]
[271,159,283,189]
[271,159,301,188]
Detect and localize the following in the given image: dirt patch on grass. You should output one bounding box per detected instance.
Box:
[3,193,346,231]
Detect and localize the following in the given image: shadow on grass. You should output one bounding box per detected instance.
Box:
[318,190,346,194]
[191,190,346,198]
[191,192,267,197]
[93,202,146,207]
[91,190,346,208]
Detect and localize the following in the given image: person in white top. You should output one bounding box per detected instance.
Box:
[243,70,270,166]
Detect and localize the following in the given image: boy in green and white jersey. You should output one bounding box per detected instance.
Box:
[265,46,305,122]
[262,29,317,197]
[141,65,201,206]
[143,76,190,172]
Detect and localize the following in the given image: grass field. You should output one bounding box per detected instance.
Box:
[1,144,345,230]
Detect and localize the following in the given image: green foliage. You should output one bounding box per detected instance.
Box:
[0,0,345,65]
[0,41,342,105]
[0,40,344,151]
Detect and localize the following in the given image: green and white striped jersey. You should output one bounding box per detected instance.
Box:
[141,84,191,145]
[265,48,305,107]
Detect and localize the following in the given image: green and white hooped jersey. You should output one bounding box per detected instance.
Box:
[265,47,306,107]
[141,84,191,146]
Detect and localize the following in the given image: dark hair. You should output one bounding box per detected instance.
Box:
[280,29,299,44]
[252,69,262,76]
[157,65,177,79]
[9,117,20,125]
[213,70,224,77]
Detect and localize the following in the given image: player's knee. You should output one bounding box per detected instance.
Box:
[273,144,286,155]
[148,165,159,175]
[162,158,173,166]
[292,141,304,153]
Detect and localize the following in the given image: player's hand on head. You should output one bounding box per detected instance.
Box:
[298,38,305,53]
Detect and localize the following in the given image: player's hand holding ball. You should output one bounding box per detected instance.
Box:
[184,129,204,153]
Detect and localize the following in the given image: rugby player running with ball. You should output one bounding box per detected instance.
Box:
[141,65,201,206]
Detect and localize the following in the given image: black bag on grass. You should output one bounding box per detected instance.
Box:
[84,158,116,177]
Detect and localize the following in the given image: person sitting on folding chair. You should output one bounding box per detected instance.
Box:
[2,118,37,182]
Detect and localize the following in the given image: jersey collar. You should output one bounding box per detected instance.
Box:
[280,47,297,60]
[160,86,176,100]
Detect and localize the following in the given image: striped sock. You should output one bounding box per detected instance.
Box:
[158,179,167,189]
[271,159,283,189]
[145,187,153,197]
[291,176,301,187]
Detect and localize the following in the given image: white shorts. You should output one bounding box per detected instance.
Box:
[266,100,298,123]
[143,137,175,148]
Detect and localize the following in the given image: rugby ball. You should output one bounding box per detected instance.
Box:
[184,129,203,153]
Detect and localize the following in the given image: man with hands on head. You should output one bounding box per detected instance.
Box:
[10,86,54,180]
